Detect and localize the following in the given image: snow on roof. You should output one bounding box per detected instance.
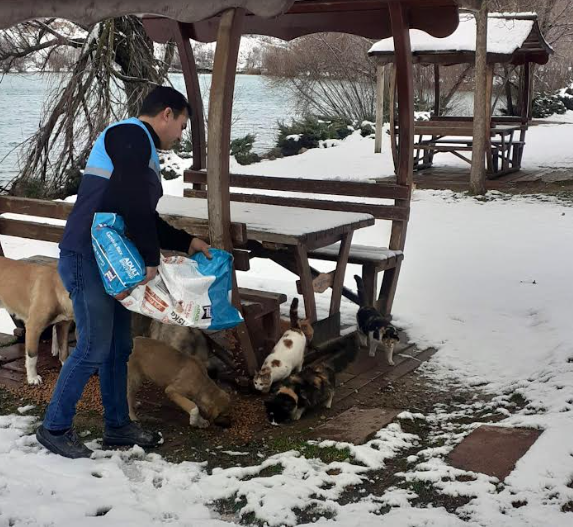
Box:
[369,13,537,56]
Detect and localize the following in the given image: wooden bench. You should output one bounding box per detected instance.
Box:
[0,196,251,270]
[307,244,404,307]
[184,170,410,315]
[0,196,286,362]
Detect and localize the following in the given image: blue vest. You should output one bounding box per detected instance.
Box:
[59,117,161,256]
[85,117,161,181]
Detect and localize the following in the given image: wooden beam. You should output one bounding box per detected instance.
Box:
[0,196,248,245]
[388,1,413,252]
[521,61,532,122]
[374,64,385,154]
[206,8,244,250]
[484,62,494,174]
[329,232,353,316]
[0,218,64,243]
[0,196,73,219]
[205,8,258,375]
[172,21,206,170]
[380,0,414,318]
[434,64,441,116]
[184,170,410,200]
[388,64,398,172]
[469,1,488,196]
[183,188,410,221]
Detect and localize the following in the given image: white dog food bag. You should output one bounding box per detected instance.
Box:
[92,213,243,331]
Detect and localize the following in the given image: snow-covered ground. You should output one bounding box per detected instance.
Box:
[1,115,573,526]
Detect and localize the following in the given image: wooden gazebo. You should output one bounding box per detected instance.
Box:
[0,0,463,383]
[369,12,553,177]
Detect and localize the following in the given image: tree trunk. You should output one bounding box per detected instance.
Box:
[469,1,489,196]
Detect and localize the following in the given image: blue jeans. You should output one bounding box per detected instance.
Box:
[43,249,133,431]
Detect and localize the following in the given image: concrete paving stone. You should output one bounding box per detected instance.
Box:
[311,406,401,444]
[0,345,23,364]
[0,333,17,348]
[447,425,543,481]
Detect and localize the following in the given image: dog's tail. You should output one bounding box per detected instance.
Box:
[326,337,358,373]
[289,297,300,329]
[354,275,367,308]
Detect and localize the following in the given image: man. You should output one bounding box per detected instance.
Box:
[36,86,210,459]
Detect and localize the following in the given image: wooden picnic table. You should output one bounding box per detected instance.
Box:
[409,119,524,176]
[157,196,375,325]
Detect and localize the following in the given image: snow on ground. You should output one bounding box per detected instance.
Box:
[229,112,573,180]
[1,121,573,526]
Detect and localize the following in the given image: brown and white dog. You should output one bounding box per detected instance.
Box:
[0,256,74,384]
[128,337,232,428]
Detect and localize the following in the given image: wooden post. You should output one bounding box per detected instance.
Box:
[207,8,243,250]
[434,64,441,117]
[206,9,258,376]
[379,2,413,316]
[469,0,488,196]
[521,62,532,122]
[388,64,398,172]
[172,22,206,171]
[484,63,494,174]
[374,64,386,154]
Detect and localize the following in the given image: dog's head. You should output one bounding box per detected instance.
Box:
[200,387,232,427]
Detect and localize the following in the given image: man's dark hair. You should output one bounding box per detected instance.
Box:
[139,86,192,118]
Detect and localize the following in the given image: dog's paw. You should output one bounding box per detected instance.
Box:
[27,374,42,385]
[387,359,395,366]
[189,408,210,429]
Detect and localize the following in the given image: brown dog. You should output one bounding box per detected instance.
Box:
[0,256,74,384]
[128,337,231,428]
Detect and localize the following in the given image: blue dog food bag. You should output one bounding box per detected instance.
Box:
[91,213,146,297]
[91,213,242,331]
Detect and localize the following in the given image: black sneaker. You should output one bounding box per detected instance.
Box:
[103,421,161,448]
[36,425,93,459]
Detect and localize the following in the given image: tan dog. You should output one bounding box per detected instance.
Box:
[0,256,74,384]
[128,337,231,428]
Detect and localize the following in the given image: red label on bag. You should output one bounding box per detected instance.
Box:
[143,286,169,312]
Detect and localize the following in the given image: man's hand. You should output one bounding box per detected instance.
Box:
[189,238,212,259]
[114,266,157,301]
[141,266,159,285]
[115,290,130,301]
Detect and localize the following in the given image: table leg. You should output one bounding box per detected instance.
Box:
[329,232,353,316]
[294,244,317,323]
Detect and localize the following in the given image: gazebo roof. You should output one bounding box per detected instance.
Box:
[0,1,293,29]
[0,0,462,41]
[369,12,553,65]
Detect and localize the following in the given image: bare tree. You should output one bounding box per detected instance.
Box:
[262,33,377,122]
[492,0,573,93]
[1,17,174,198]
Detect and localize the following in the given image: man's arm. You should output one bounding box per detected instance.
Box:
[155,213,193,252]
[103,124,161,267]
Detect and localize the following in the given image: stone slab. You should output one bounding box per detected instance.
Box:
[447,425,543,481]
[311,406,401,444]
[0,344,23,364]
[3,359,25,373]
[0,368,23,389]
[0,333,17,348]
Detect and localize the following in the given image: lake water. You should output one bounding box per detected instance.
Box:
[0,72,298,187]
